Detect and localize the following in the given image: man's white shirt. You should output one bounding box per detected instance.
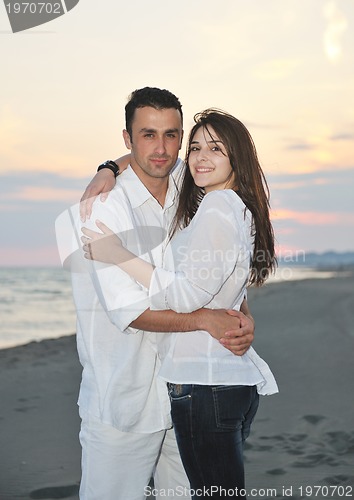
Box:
[56,161,183,433]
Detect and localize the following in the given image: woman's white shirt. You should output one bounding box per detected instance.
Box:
[149,190,278,395]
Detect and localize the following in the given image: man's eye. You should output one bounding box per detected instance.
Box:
[167,134,177,139]
[144,134,154,138]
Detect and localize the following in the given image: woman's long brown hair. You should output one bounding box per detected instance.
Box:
[171,109,277,286]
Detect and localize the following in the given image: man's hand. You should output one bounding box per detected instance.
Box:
[80,170,116,222]
[199,309,254,356]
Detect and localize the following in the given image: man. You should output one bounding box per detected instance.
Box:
[56,87,254,500]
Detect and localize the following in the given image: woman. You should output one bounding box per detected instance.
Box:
[82,109,278,498]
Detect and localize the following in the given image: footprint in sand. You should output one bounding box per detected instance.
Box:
[288,433,306,442]
[302,414,326,425]
[323,474,354,486]
[292,452,341,468]
[14,405,38,412]
[29,484,79,499]
[325,430,354,455]
[285,448,304,456]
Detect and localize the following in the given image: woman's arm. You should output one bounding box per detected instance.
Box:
[82,193,245,314]
[149,193,244,313]
[81,220,154,286]
[81,215,254,355]
[80,223,254,355]
[80,154,131,222]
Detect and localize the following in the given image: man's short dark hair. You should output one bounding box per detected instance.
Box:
[125,87,183,139]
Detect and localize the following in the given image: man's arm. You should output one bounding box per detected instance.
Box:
[131,306,254,356]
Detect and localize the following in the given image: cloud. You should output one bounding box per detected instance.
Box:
[0,245,61,267]
[269,168,354,213]
[271,180,308,190]
[277,128,354,174]
[329,133,354,141]
[323,1,348,63]
[0,171,87,201]
[0,171,89,266]
[3,186,83,203]
[285,142,315,151]
[271,208,354,226]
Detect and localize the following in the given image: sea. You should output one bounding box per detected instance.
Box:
[0,265,348,350]
[0,267,76,350]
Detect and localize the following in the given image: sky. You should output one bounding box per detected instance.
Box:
[0,0,353,266]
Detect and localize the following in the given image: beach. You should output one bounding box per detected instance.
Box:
[0,275,353,499]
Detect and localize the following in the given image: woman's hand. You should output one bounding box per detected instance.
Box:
[80,155,131,222]
[81,220,124,265]
[220,310,254,355]
[82,220,154,287]
[80,170,117,222]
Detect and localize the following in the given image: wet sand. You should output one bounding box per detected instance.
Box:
[0,275,353,499]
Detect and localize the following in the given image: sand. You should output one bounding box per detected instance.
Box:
[0,275,353,499]
[245,275,354,498]
[0,337,81,500]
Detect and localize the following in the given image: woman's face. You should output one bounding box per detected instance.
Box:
[188,125,235,193]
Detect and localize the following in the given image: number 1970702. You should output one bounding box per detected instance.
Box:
[5,3,62,14]
[298,485,353,497]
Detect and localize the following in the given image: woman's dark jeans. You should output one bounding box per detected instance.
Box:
[168,384,259,499]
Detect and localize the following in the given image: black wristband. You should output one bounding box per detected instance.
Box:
[97,160,120,177]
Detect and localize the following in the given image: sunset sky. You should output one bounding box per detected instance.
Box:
[1,0,353,266]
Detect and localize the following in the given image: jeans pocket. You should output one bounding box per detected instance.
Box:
[168,383,192,401]
[212,385,258,430]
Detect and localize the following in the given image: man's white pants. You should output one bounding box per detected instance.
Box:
[79,413,190,500]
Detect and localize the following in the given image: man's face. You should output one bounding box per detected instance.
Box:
[123,106,183,180]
